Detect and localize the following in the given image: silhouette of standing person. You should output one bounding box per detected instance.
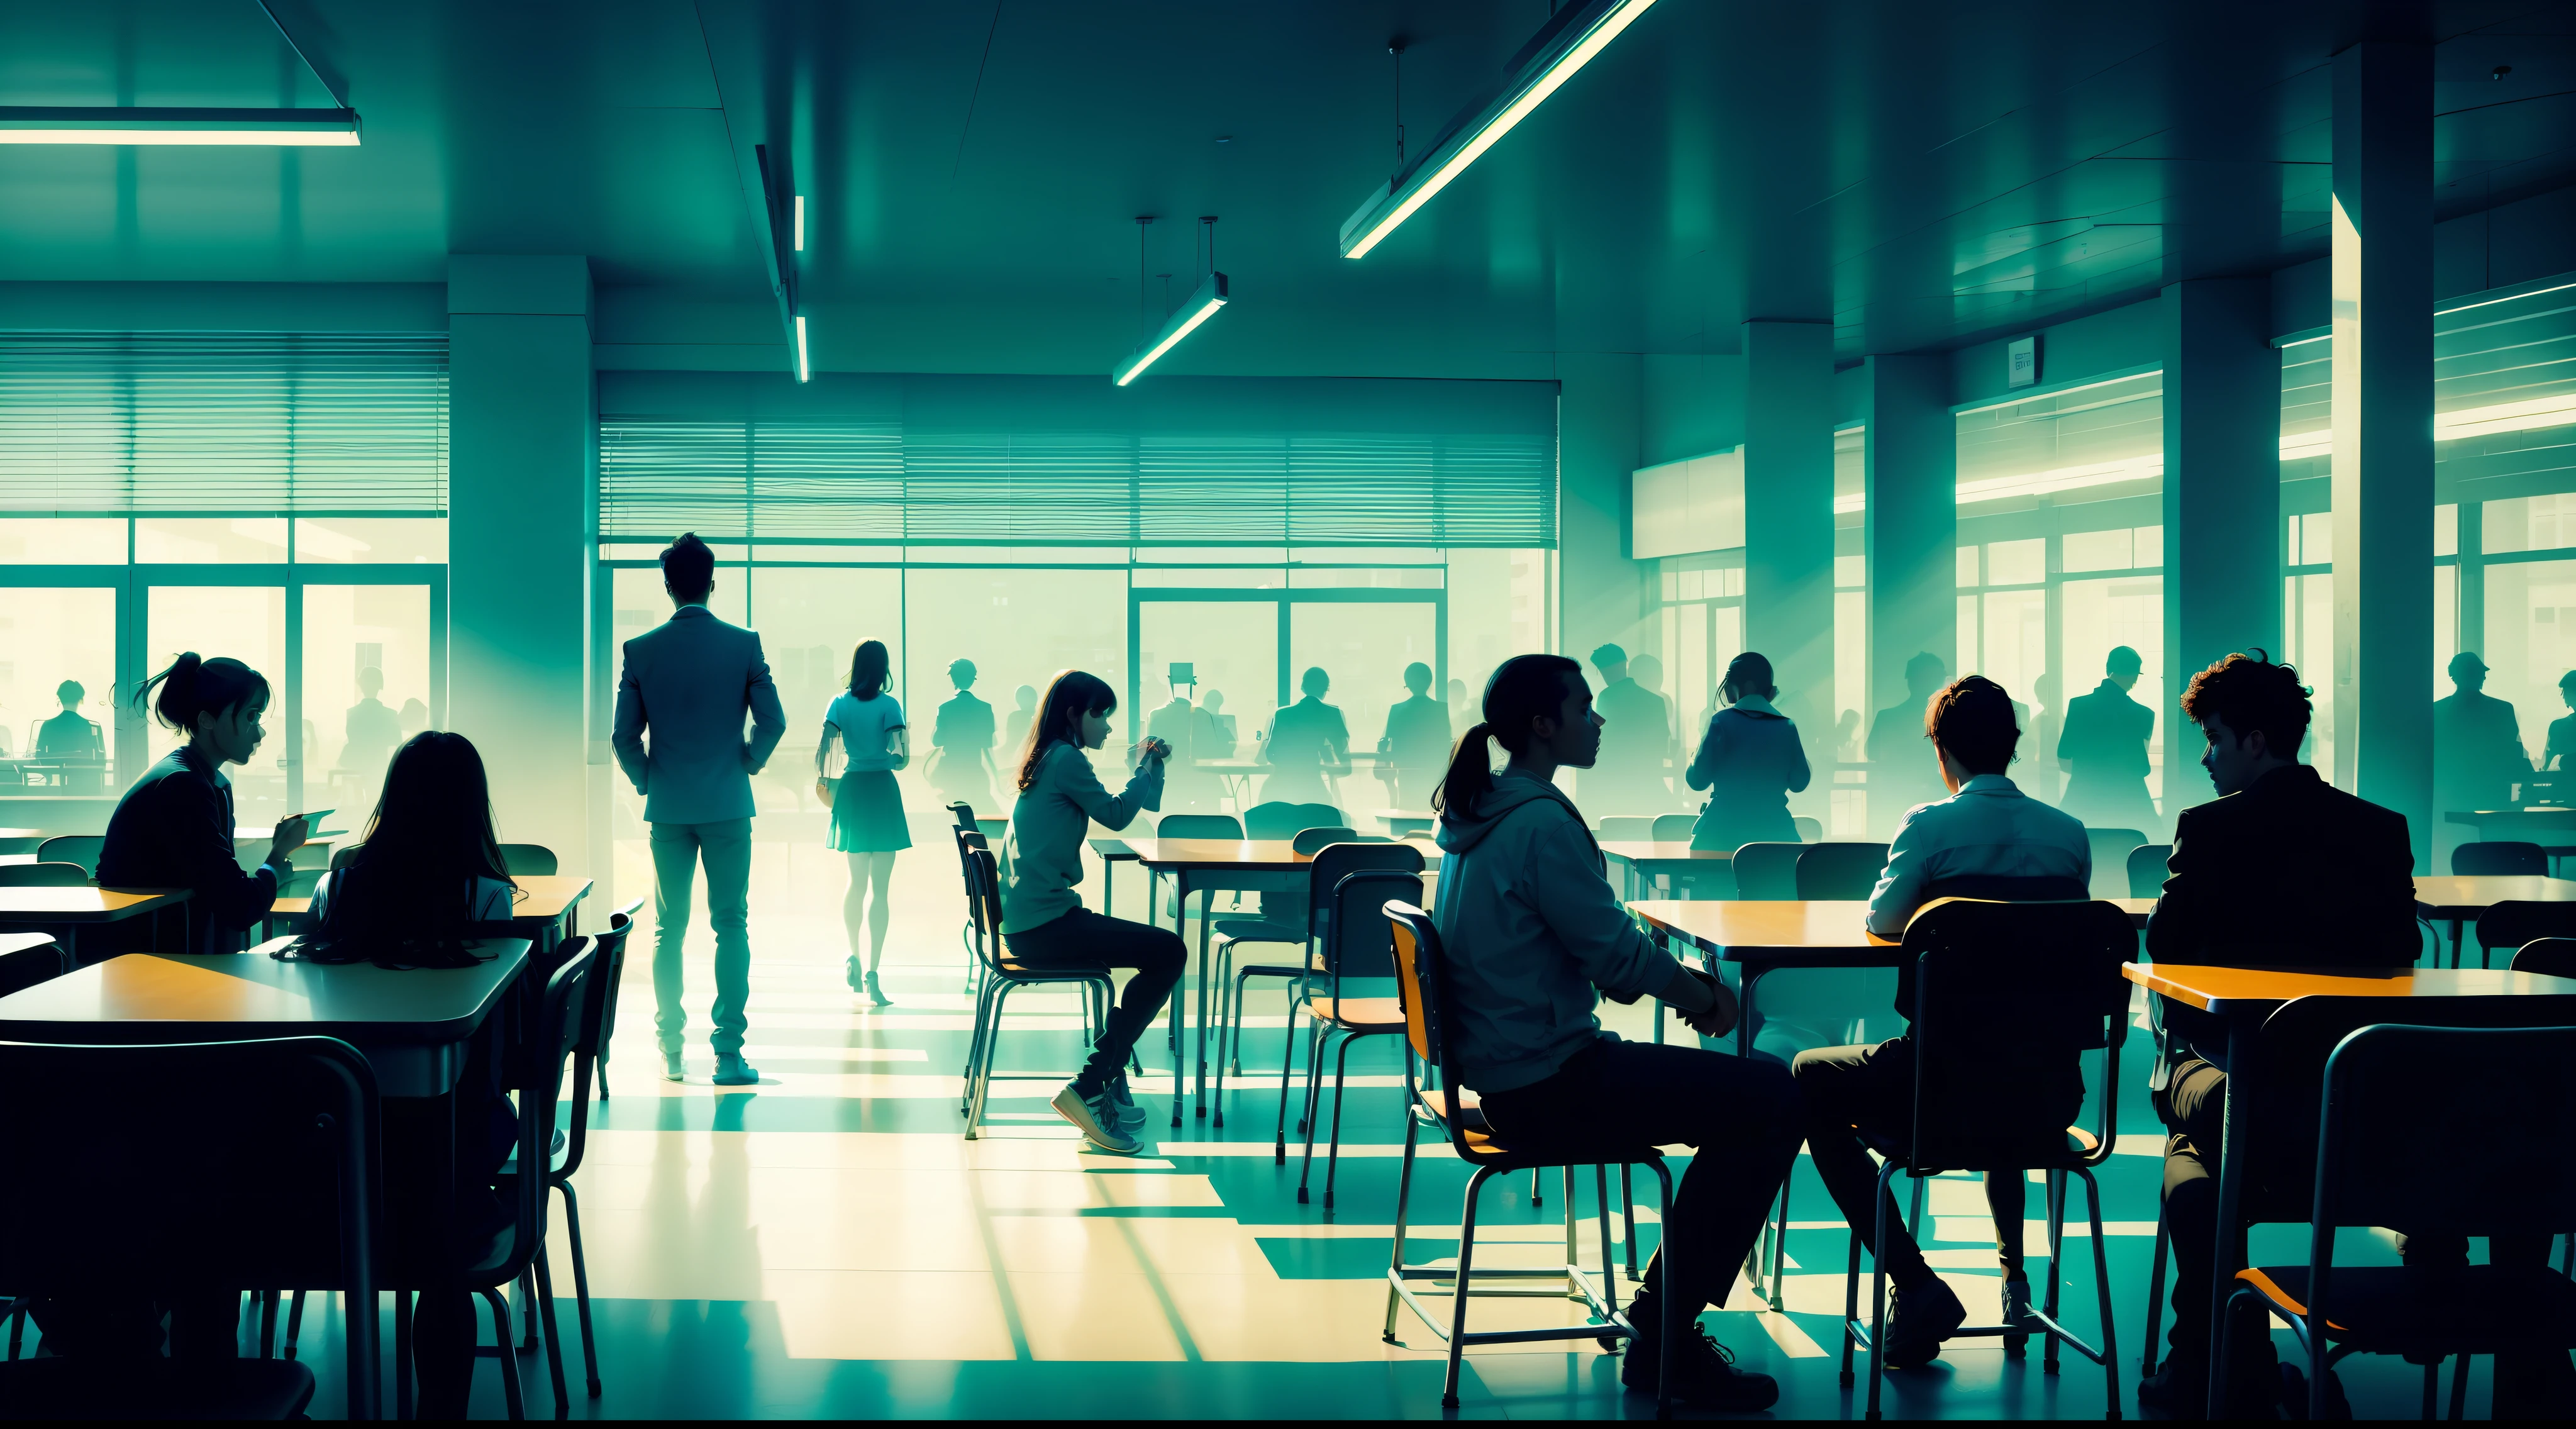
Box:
[819,639,909,1008]
[1585,643,1666,815]
[2028,670,2064,801]
[1379,660,1453,812]
[1629,652,1678,809]
[34,679,105,792]
[1146,665,1216,815]
[2433,652,2531,866]
[1004,683,1038,753]
[2058,645,2158,833]
[2543,670,2576,779]
[1262,666,1348,806]
[344,665,403,779]
[1685,652,1811,852]
[1867,652,1950,837]
[928,657,999,813]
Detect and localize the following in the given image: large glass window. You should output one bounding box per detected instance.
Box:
[0,586,116,792]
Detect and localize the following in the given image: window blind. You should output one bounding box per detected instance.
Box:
[0,332,448,514]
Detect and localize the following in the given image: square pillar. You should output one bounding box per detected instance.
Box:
[447,256,597,873]
[1741,321,1836,751]
[1862,355,1955,833]
[1557,352,1648,667]
[2330,39,2434,869]
[2162,277,2281,817]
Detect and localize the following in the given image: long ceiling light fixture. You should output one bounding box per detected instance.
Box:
[755,143,808,382]
[1113,215,1228,386]
[1338,0,1658,259]
[0,3,361,147]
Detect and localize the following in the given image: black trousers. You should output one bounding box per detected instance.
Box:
[1480,1038,1801,1316]
[1004,908,1187,1093]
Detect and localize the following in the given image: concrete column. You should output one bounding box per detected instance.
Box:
[1556,351,1648,667]
[1741,321,1837,748]
[447,257,596,872]
[1861,354,1955,837]
[2330,39,2434,869]
[2162,277,2281,818]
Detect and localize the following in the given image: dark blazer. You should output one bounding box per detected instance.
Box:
[1684,705,1809,851]
[2145,764,2416,967]
[610,605,789,824]
[96,745,283,955]
[2057,680,2153,779]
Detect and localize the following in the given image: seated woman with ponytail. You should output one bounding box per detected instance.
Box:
[97,652,309,956]
[1430,653,1801,1413]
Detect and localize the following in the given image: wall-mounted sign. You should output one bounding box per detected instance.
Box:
[2007,334,2040,388]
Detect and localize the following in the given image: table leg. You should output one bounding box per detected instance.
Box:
[1196,887,1213,1119]
[1102,858,1115,923]
[2451,918,2465,970]
[1171,871,1189,1128]
[2207,1022,2248,1420]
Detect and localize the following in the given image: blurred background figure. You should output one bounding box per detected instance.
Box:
[1262,665,1348,805]
[2541,670,2576,789]
[1867,652,1950,837]
[1004,682,1039,753]
[2058,645,2156,834]
[343,666,402,777]
[1833,707,1862,765]
[33,678,104,792]
[1446,676,1474,730]
[1629,653,1677,809]
[399,698,431,739]
[1378,660,1452,812]
[2028,670,2063,802]
[1585,642,1669,814]
[1685,651,1810,852]
[2434,651,2532,867]
[928,657,999,813]
[1148,664,1219,815]
[1195,688,1236,763]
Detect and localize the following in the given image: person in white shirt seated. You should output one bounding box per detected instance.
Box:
[1794,675,2090,1371]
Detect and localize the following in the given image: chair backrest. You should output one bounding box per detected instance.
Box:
[964,846,1008,970]
[2125,842,2170,899]
[1597,816,1655,841]
[591,896,645,1059]
[1309,842,1428,970]
[0,862,91,888]
[1384,899,1484,1159]
[33,835,101,875]
[563,919,636,1179]
[501,942,594,1283]
[2309,1023,2576,1250]
[1732,842,1803,899]
[1793,815,1823,842]
[1324,868,1433,987]
[2454,839,2548,877]
[2512,937,2576,979]
[497,842,558,876]
[1155,814,1243,840]
[947,801,980,831]
[1650,813,1699,843]
[2083,828,2147,898]
[1902,898,2136,1172]
[0,937,68,998]
[1796,841,1890,900]
[1291,825,1363,854]
[1244,801,1341,839]
[0,1035,382,1418]
[2476,899,2576,955]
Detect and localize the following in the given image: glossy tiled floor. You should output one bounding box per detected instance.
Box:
[256,823,2492,1418]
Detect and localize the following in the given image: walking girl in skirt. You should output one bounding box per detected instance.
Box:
[817,638,910,1005]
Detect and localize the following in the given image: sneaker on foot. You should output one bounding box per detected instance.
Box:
[1620,1301,1778,1411]
[862,969,892,1008]
[662,1049,686,1082]
[1052,1082,1143,1155]
[1104,1077,1147,1128]
[2001,1276,2035,1357]
[711,1056,760,1086]
[1881,1274,1967,1369]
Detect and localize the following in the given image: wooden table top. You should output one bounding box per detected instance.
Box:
[1601,840,1732,864]
[1631,896,2158,960]
[270,873,594,923]
[2445,808,2576,828]
[0,828,42,852]
[0,942,530,1046]
[1109,837,1436,870]
[0,931,58,958]
[0,886,189,923]
[2412,875,2576,916]
[2123,961,2576,1013]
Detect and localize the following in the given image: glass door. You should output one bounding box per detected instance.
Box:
[1134,595,1280,816]
[0,574,125,801]
[1288,594,1441,818]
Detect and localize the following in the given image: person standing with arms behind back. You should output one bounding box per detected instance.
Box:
[613,533,789,1087]
[928,657,999,813]
[1379,660,1453,813]
[819,640,909,1007]
[2057,645,2158,835]
[1684,652,1811,852]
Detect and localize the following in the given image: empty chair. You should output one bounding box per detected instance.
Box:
[1292,859,1429,1206]
[0,862,91,888]
[2475,900,2576,970]
[497,842,558,876]
[2084,828,2147,899]
[1211,837,1414,1131]
[1596,816,1655,841]
[1650,813,1698,843]
[2453,839,2547,876]
[2126,843,2171,899]
[33,835,101,876]
[588,896,646,1099]
[1731,842,1803,900]
[1795,842,1889,900]
[0,937,67,998]
[1243,801,1341,840]
[1793,815,1823,842]
[1151,813,1243,921]
[540,908,641,1399]
[2512,937,2576,979]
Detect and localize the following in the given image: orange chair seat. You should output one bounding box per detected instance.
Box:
[2233,1264,2576,1350]
[1306,994,1403,1028]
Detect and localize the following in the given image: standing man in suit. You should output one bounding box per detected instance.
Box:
[1379,660,1453,813]
[2138,652,2418,1415]
[613,533,789,1087]
[2057,645,2159,835]
[1587,643,1669,814]
[1866,652,1950,837]
[2432,651,2531,869]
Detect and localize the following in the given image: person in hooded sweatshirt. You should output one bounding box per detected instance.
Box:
[1430,653,1802,1413]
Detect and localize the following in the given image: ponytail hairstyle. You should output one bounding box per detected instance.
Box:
[1433,653,1585,817]
[135,652,271,738]
[1720,651,1777,704]
[848,639,891,700]
[1015,669,1118,792]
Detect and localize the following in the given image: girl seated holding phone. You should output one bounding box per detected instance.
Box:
[1000,669,1182,1155]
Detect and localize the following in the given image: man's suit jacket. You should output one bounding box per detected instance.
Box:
[2145,763,2416,967]
[2057,680,2153,779]
[611,605,789,824]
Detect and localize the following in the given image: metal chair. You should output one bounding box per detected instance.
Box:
[955,845,1114,1138]
[2126,843,2170,898]
[497,843,558,876]
[0,1036,382,1420]
[33,835,101,876]
[2512,937,2576,979]
[1795,841,1889,900]
[1794,815,1824,842]
[0,862,91,887]
[1379,900,1676,1416]
[2475,900,2576,970]
[1731,842,1803,899]
[1841,896,2135,1421]
[586,897,645,1099]
[1650,813,1698,843]
[1150,813,1243,925]
[0,937,66,997]
[470,939,597,1420]
[2220,1022,2576,1421]
[2083,828,2147,899]
[1292,861,1429,1206]
[1596,816,1655,840]
[2454,839,2548,876]
[1245,801,1341,838]
[1208,825,1364,1089]
[537,913,639,1401]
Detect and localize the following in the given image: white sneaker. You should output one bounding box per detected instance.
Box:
[1052,1082,1143,1155]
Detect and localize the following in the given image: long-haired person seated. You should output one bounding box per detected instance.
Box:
[305,730,525,1418]
[97,653,309,957]
[1001,669,1183,1155]
[1430,653,1798,1412]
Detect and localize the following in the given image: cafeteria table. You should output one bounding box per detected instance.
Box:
[0,885,191,962]
[2411,873,2576,967]
[2120,960,2576,1418]
[0,828,42,856]
[1599,840,1734,900]
[267,872,596,954]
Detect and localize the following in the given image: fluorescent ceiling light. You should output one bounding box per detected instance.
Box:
[1338,0,1658,259]
[0,106,358,145]
[794,195,805,252]
[794,314,811,383]
[1113,273,1227,386]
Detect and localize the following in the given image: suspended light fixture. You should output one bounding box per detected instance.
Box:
[1338,0,1658,259]
[756,143,809,382]
[0,106,360,145]
[1113,216,1228,386]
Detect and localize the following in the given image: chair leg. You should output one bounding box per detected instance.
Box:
[535,1244,570,1418]
[1443,1165,1495,1410]
[1840,1224,1861,1387]
[1382,1116,1423,1343]
[2142,1206,2169,1377]
[479,1286,527,1420]
[2079,1167,2119,1420]
[1296,1026,1336,1203]
[284,1288,307,1360]
[2447,1353,2472,1420]
[562,1181,602,1396]
[1867,1162,1897,1420]
[258,1287,279,1359]
[1531,1165,1544,1208]
[1319,1030,1364,1210]
[1646,1159,1680,1421]
[518,1267,540,1350]
[1273,1000,1304,1164]
[965,982,1014,1136]
[1767,1174,1792,1311]
[1621,1164,1640,1281]
[2044,1169,2067,1376]
[1593,1163,1621,1329]
[2423,1360,2440,1420]
[394,1290,413,1420]
[958,972,996,1118]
